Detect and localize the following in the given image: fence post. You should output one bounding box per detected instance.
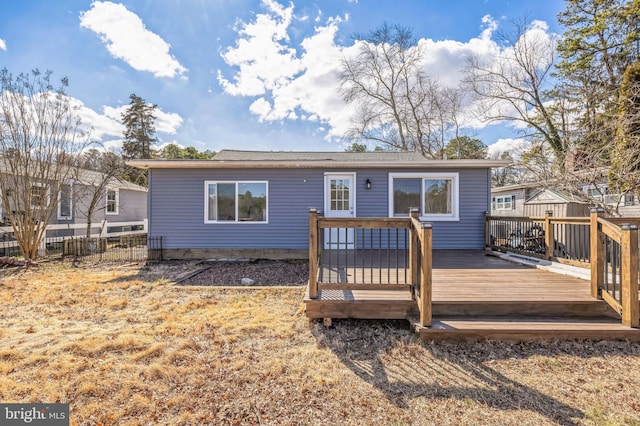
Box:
[590,207,605,298]
[409,208,420,290]
[419,223,432,327]
[620,224,639,327]
[308,208,319,299]
[544,210,554,259]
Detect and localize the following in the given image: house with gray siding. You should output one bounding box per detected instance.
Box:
[0,167,148,237]
[129,150,508,259]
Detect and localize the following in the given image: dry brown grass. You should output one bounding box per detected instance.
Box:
[1,262,640,425]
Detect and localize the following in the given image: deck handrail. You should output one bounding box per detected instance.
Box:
[485,213,591,266]
[308,208,433,326]
[591,209,639,327]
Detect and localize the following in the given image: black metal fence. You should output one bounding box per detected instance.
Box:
[0,235,163,263]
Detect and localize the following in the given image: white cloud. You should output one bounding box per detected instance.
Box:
[487,138,531,159]
[68,99,183,152]
[218,1,556,141]
[0,38,6,51]
[79,1,187,78]
[217,0,303,96]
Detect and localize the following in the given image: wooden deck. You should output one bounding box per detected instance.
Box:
[304,250,640,341]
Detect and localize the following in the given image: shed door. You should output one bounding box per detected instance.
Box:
[324,173,355,249]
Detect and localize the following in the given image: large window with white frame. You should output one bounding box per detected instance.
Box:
[106,189,119,215]
[58,183,72,219]
[205,181,268,223]
[388,173,459,221]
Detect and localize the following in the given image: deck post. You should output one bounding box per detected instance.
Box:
[419,223,432,327]
[590,207,605,298]
[308,208,319,299]
[544,210,554,259]
[620,224,639,327]
[484,211,490,248]
[409,208,420,293]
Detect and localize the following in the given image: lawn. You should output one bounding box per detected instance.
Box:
[1,262,639,425]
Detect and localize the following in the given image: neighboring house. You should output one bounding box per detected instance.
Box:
[129,150,508,259]
[0,167,148,237]
[491,183,590,217]
[492,181,640,218]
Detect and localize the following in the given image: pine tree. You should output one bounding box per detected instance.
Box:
[122,94,157,160]
[121,94,157,186]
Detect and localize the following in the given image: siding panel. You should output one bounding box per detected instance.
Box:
[149,167,491,250]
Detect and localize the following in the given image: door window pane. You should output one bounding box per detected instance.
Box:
[330,179,350,211]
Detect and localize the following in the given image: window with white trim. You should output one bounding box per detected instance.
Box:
[58,183,72,219]
[205,181,268,223]
[494,195,514,210]
[106,189,119,215]
[388,173,459,221]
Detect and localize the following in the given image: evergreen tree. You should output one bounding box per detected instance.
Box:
[121,94,157,186]
[121,94,157,160]
[443,136,487,159]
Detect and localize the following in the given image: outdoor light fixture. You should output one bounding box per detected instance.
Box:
[365,178,372,189]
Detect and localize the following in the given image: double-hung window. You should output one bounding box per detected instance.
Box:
[205,181,268,223]
[106,189,119,215]
[389,173,459,221]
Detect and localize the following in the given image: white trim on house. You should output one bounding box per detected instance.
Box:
[203,180,269,224]
[388,172,460,221]
[106,188,119,215]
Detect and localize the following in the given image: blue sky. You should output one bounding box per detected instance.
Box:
[0,0,565,155]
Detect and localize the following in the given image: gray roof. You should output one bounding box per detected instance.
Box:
[75,168,147,192]
[213,150,427,162]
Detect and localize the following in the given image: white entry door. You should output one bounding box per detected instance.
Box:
[324,173,355,249]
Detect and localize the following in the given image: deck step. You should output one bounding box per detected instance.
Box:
[412,317,640,342]
[432,300,618,318]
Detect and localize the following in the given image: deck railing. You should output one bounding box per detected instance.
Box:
[485,212,591,266]
[590,209,639,327]
[487,209,639,327]
[308,208,433,326]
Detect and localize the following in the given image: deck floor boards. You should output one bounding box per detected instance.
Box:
[311,250,595,303]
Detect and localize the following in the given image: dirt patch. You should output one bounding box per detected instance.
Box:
[180,259,308,286]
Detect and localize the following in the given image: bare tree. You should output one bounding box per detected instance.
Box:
[0,69,89,261]
[339,23,465,158]
[464,18,568,162]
